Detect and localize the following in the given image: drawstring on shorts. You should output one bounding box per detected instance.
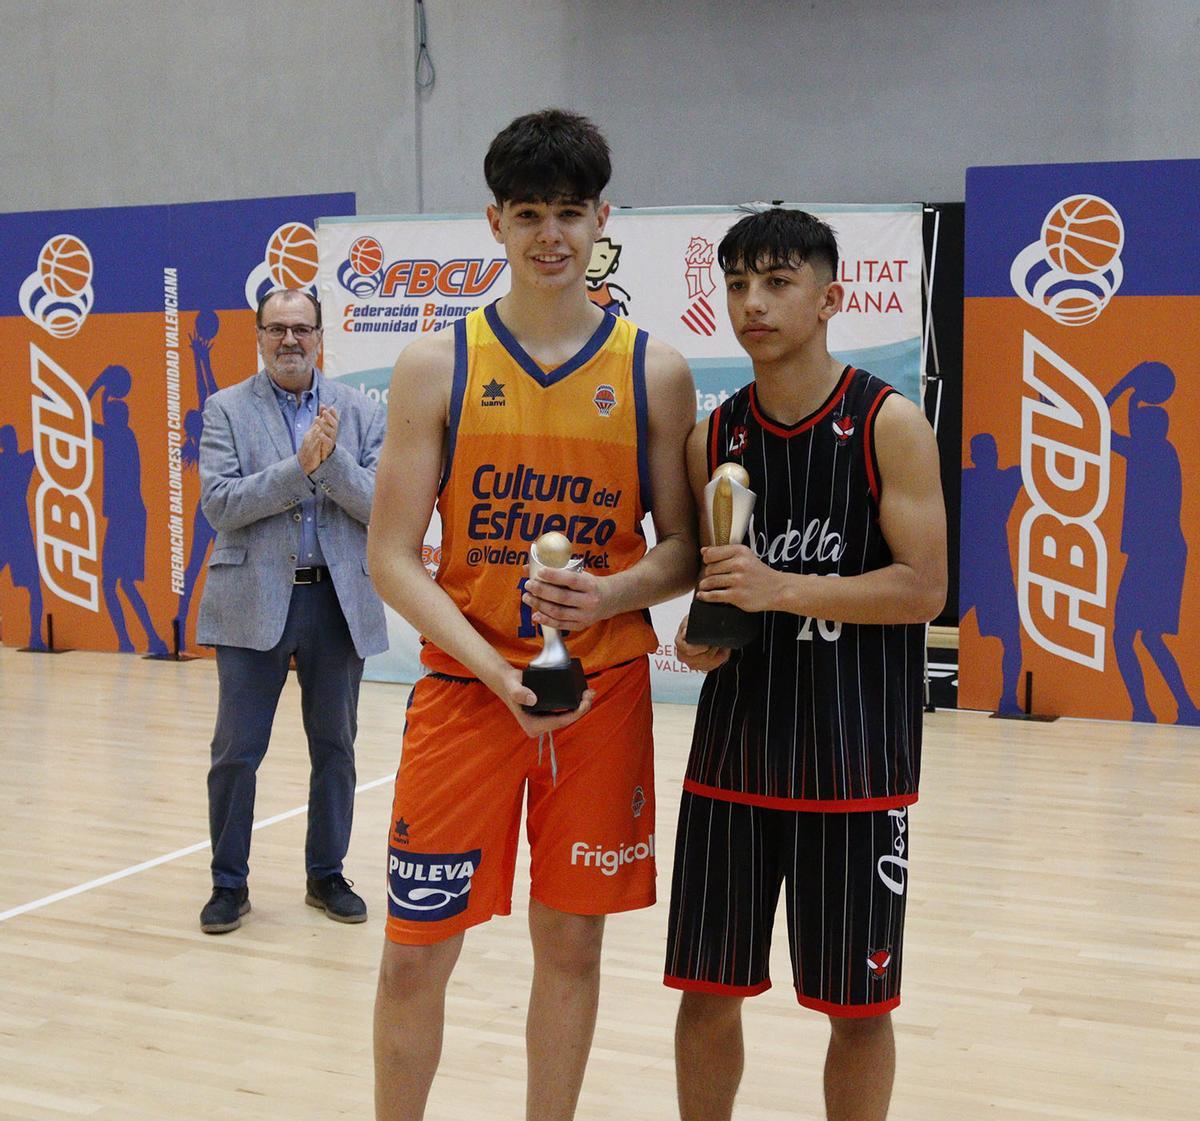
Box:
[536,731,559,786]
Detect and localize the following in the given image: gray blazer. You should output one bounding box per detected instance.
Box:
[196,369,388,658]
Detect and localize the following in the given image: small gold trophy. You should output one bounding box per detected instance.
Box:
[685,462,761,649]
[522,532,588,713]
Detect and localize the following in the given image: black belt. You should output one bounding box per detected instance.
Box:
[293,566,330,584]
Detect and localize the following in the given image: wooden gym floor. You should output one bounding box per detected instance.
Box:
[0,646,1197,1120]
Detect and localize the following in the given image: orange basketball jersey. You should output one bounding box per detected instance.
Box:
[422,302,658,677]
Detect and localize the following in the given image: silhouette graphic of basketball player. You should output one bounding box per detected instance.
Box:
[959,432,1024,713]
[88,365,167,655]
[176,309,221,647]
[1106,362,1200,725]
[0,425,46,649]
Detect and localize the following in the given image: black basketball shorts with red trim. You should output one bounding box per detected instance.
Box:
[664,790,912,1017]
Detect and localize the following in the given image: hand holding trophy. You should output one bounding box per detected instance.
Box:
[685,462,761,649]
[522,532,589,714]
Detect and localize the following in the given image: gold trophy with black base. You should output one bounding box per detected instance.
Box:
[685,462,761,649]
[522,531,588,714]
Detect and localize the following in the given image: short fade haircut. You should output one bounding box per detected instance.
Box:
[256,288,322,329]
[484,108,611,205]
[717,208,840,281]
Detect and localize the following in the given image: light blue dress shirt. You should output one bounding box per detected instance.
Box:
[270,374,326,568]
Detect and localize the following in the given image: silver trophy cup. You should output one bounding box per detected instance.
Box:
[522,532,588,713]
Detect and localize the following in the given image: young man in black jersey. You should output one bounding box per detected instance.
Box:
[665,208,947,1121]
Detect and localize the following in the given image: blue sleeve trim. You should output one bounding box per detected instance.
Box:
[439,317,469,494]
[633,328,651,512]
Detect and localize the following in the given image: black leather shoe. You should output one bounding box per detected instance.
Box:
[305,873,367,923]
[200,885,250,934]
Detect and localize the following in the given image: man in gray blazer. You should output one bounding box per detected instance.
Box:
[197,288,387,934]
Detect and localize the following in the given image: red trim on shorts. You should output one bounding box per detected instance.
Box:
[663,974,772,998]
[682,779,918,813]
[796,991,900,1018]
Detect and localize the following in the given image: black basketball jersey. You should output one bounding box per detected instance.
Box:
[684,366,924,810]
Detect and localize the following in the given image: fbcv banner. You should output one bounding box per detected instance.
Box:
[0,193,355,653]
[319,204,924,702]
[962,160,1200,724]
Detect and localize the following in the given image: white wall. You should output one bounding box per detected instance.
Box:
[1,1,1197,216]
[0,1,417,214]
[416,0,1200,210]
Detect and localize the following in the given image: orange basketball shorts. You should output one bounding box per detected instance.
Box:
[384,657,656,945]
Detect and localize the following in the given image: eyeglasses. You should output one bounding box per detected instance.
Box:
[259,323,320,340]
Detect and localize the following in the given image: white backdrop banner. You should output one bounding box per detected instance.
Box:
[317,204,924,702]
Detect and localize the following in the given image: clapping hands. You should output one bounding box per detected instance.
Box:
[298,405,339,475]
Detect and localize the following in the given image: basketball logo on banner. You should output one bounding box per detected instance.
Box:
[18,234,96,339]
[338,236,386,298]
[332,236,509,332]
[1009,195,1125,326]
[244,222,320,308]
[349,236,384,276]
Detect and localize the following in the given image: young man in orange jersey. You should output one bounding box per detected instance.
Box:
[666,209,946,1121]
[369,109,697,1121]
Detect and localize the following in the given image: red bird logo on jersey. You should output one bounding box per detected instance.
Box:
[866,949,892,978]
[728,425,748,456]
[832,415,855,443]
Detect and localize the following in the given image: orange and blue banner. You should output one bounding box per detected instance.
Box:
[0,193,354,654]
[961,159,1200,725]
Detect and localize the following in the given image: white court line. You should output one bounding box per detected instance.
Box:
[0,773,396,924]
